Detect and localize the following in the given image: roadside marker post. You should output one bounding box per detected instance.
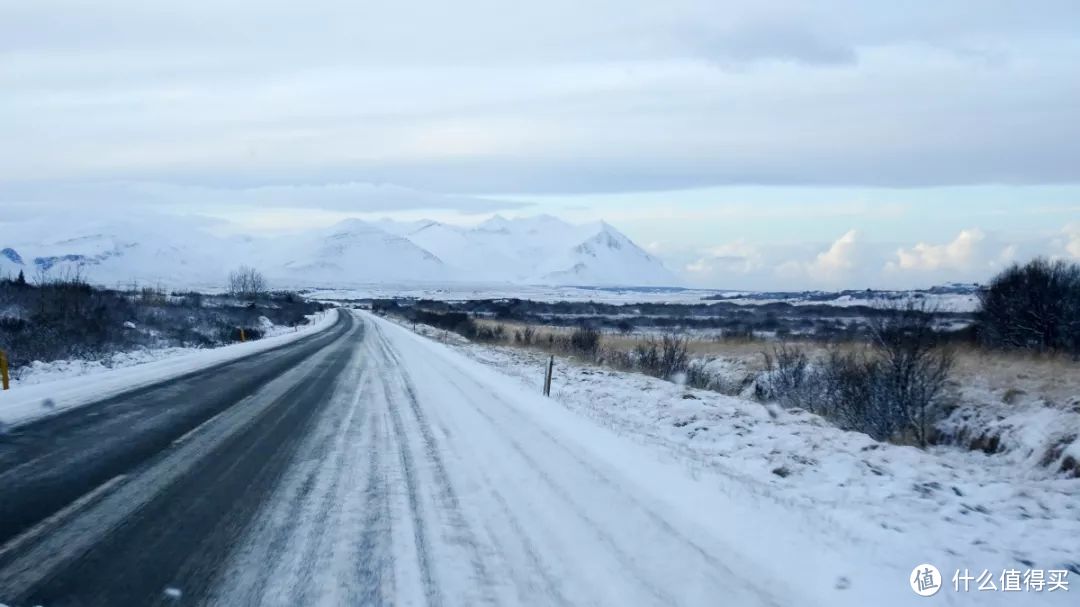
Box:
[1,350,9,390]
[543,355,554,396]
[239,328,246,343]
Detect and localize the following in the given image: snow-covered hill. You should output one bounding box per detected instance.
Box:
[386,214,679,287]
[0,213,680,289]
[270,219,454,284]
[0,214,237,287]
[533,221,677,286]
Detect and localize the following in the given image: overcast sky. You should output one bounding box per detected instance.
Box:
[3,1,1079,289]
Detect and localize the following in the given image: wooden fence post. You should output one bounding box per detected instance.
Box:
[1,350,9,391]
[543,355,554,396]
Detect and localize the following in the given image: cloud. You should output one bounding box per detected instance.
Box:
[669,222,1079,290]
[690,19,857,67]
[884,229,1024,281]
[890,228,986,271]
[1063,224,1080,259]
[686,240,766,274]
[0,180,529,215]
[4,2,1080,194]
[776,230,862,285]
[684,258,712,274]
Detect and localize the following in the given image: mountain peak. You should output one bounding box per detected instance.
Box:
[1,247,24,265]
[478,214,510,229]
[327,218,377,233]
[1,211,679,288]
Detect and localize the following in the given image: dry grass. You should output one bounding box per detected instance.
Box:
[477,319,766,362]
[475,318,1080,410]
[480,318,862,363]
[947,345,1080,408]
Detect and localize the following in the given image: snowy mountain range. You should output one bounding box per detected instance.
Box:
[0,213,680,289]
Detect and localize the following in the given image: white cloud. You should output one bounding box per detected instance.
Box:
[704,240,766,273]
[777,230,862,285]
[1064,224,1080,259]
[0,180,527,215]
[884,228,1027,282]
[891,228,986,271]
[685,258,712,273]
[4,2,1080,194]
[683,240,765,282]
[669,225,1075,290]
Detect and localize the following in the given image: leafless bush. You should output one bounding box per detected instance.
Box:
[761,300,954,447]
[0,273,322,372]
[659,333,690,378]
[515,325,536,346]
[569,326,601,357]
[869,299,955,446]
[631,332,690,380]
[139,286,166,306]
[180,291,203,308]
[817,349,888,436]
[228,266,268,300]
[684,360,723,391]
[978,258,1080,355]
[601,346,635,371]
[634,340,660,373]
[474,323,506,343]
[761,343,819,410]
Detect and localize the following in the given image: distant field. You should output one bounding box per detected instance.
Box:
[306,283,980,311]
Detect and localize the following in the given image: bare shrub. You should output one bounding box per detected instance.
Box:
[474,323,507,343]
[684,360,722,391]
[762,300,954,447]
[515,325,536,346]
[139,286,166,306]
[627,332,692,380]
[658,333,690,378]
[869,299,955,446]
[633,339,659,370]
[228,266,268,300]
[455,319,478,339]
[978,258,1080,355]
[817,349,890,438]
[761,343,818,410]
[601,347,635,371]
[0,274,323,373]
[569,326,601,357]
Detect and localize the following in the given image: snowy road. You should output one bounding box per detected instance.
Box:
[0,311,795,606]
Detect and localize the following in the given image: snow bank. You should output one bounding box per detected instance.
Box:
[0,309,339,428]
[419,338,1079,604]
[376,314,1076,605]
[939,401,1080,478]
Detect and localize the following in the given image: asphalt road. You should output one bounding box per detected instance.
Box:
[0,310,359,606]
[0,310,780,607]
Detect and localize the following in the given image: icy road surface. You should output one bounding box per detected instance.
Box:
[1,311,949,606]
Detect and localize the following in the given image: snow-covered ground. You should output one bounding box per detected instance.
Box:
[310,284,981,312]
[306,284,723,304]
[719,292,981,313]
[0,310,338,428]
[397,319,1079,604]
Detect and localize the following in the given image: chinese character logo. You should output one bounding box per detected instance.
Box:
[911,564,943,597]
